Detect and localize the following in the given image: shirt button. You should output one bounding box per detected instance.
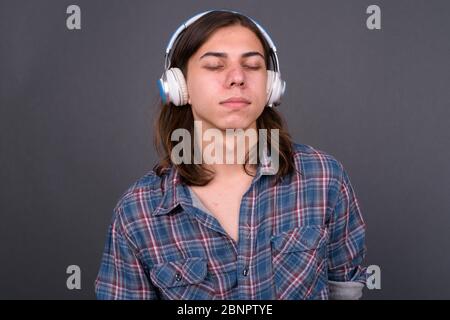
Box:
[175,273,182,281]
[243,268,249,276]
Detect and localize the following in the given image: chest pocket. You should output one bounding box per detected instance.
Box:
[149,257,215,299]
[271,225,329,300]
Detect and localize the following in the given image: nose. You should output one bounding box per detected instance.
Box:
[225,67,246,88]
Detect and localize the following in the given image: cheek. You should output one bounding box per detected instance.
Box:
[188,74,221,101]
[250,75,268,104]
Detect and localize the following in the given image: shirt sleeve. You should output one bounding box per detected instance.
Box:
[327,166,367,299]
[94,207,159,300]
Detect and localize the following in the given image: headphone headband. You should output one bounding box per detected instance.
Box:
[163,10,281,73]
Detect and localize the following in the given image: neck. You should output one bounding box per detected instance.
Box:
[193,121,259,180]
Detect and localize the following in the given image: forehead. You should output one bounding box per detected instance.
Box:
[195,25,265,55]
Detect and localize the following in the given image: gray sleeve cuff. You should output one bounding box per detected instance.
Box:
[328,280,365,300]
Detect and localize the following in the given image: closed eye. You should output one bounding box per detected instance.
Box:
[244,65,262,70]
[204,65,224,70]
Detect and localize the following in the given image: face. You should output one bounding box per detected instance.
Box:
[186,25,268,132]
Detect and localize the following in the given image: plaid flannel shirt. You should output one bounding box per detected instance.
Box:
[95,142,367,299]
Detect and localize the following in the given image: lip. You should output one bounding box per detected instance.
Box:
[219,97,251,109]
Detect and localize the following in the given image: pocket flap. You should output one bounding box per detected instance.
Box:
[271,226,328,253]
[150,257,207,288]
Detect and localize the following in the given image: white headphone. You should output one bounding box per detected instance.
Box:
[157,10,286,108]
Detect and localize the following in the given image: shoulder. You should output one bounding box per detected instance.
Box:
[110,168,169,224]
[291,142,345,183]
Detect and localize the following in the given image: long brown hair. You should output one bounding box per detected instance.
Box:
[153,11,297,186]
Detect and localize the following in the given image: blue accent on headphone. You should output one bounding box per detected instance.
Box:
[157,79,167,104]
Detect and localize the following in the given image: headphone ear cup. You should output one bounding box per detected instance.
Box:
[266,70,286,107]
[163,68,189,106]
[266,70,274,105]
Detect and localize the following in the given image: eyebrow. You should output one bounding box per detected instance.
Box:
[199,51,265,60]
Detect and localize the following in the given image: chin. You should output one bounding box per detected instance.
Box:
[225,126,257,133]
[220,118,257,130]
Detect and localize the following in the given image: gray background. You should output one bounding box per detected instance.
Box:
[1,0,449,299]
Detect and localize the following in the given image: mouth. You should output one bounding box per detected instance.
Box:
[219,97,251,109]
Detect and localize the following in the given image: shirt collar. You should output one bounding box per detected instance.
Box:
[152,148,279,217]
